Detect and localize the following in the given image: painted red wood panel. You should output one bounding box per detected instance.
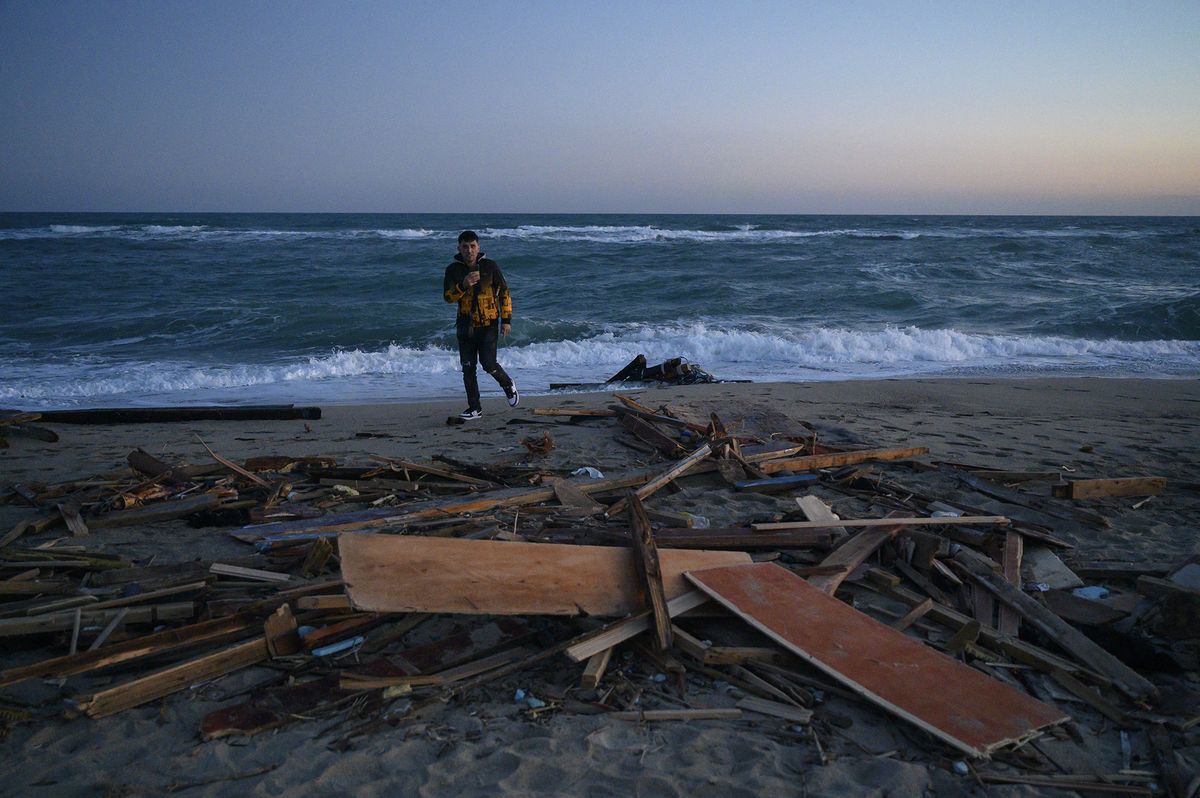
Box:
[686,562,1068,757]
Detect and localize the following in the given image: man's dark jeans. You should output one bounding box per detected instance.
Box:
[457,318,513,411]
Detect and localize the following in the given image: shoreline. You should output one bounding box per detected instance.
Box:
[10,371,1199,414]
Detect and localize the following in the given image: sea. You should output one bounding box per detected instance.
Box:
[1,213,1197,410]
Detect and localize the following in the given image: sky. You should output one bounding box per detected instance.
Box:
[1,1,1198,214]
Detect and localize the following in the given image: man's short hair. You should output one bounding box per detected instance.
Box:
[458,230,479,244]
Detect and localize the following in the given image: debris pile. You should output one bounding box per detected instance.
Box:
[0,397,1195,795]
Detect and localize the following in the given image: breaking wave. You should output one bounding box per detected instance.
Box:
[3,325,1196,406]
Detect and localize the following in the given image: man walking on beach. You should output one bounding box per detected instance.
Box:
[443,230,519,419]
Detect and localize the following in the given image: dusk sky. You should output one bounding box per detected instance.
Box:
[2,1,1197,214]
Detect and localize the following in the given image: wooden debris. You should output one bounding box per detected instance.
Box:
[609,708,741,722]
[806,518,909,595]
[210,563,292,583]
[757,446,930,475]
[953,547,1159,703]
[1052,477,1167,500]
[340,535,748,617]
[686,562,1069,758]
[736,695,813,724]
[565,591,709,662]
[628,494,672,650]
[75,637,270,718]
[580,648,613,689]
[606,441,712,518]
[752,515,1008,532]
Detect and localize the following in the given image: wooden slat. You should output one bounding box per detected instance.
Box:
[998,530,1023,636]
[76,637,269,718]
[340,535,747,617]
[628,494,672,650]
[806,520,909,595]
[686,563,1068,758]
[796,495,847,537]
[581,648,613,689]
[1054,477,1167,500]
[0,602,194,638]
[565,591,708,662]
[753,516,1008,531]
[609,708,741,721]
[757,446,929,475]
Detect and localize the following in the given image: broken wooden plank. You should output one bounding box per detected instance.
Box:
[87,492,230,529]
[628,494,672,651]
[210,563,292,583]
[998,530,1023,636]
[606,442,712,518]
[806,519,909,595]
[581,648,613,689]
[634,528,832,550]
[734,474,818,493]
[565,591,709,662]
[753,515,1008,531]
[757,446,929,475]
[891,597,934,632]
[953,547,1158,703]
[1052,477,1167,500]
[737,696,813,724]
[620,413,686,458]
[552,480,604,514]
[795,495,847,538]
[686,562,1068,758]
[340,535,747,617]
[609,708,741,722]
[0,602,194,638]
[75,637,270,718]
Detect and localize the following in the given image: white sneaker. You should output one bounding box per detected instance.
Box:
[506,382,520,407]
[459,408,483,420]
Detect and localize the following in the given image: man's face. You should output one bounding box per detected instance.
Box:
[458,239,479,266]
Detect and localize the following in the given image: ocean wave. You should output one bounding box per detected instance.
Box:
[4,325,1196,404]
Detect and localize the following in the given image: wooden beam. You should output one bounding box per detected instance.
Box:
[565,591,708,662]
[609,708,741,722]
[1053,477,1167,500]
[952,547,1158,703]
[998,530,1023,636]
[796,495,847,537]
[0,602,194,638]
[580,648,613,689]
[686,563,1068,758]
[753,515,1008,532]
[210,563,292,583]
[76,637,269,718]
[340,535,747,617]
[757,446,929,475]
[87,492,229,529]
[891,597,934,632]
[628,494,672,650]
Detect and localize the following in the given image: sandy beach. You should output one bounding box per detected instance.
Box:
[1,376,1198,796]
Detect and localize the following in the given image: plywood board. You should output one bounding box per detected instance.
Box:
[340,535,749,616]
[686,562,1068,758]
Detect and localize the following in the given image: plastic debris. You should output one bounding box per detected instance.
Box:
[1072,585,1110,600]
[571,467,605,479]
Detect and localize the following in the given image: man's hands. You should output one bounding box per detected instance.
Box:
[501,323,511,336]
[462,270,480,289]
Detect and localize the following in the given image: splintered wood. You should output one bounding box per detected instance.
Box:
[686,563,1068,758]
[339,535,749,616]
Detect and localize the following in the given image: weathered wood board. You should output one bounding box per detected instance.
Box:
[340,535,750,616]
[686,562,1068,758]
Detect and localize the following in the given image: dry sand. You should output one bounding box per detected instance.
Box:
[1,377,1197,796]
